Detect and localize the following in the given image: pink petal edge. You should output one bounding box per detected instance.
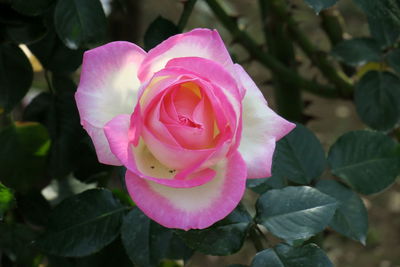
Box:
[76,41,146,165]
[235,63,295,178]
[125,151,247,230]
[138,28,234,82]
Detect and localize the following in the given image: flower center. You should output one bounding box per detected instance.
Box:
[178,115,203,129]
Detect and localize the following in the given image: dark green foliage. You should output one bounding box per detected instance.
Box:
[144,16,180,51]
[121,208,193,267]
[1,0,400,266]
[387,48,400,73]
[0,4,48,45]
[303,0,338,13]
[256,186,337,243]
[11,0,54,16]
[250,243,333,267]
[75,238,132,267]
[29,29,84,72]
[17,191,51,227]
[176,204,252,256]
[353,0,400,47]
[368,17,400,48]
[47,74,86,178]
[0,44,33,113]
[0,183,14,220]
[316,180,368,244]
[35,189,127,257]
[246,175,286,194]
[54,0,107,49]
[270,123,326,185]
[355,71,400,131]
[0,223,39,266]
[332,38,381,66]
[328,130,400,195]
[0,122,50,193]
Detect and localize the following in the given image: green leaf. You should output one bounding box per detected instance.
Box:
[54,0,106,49]
[176,204,252,256]
[303,0,338,13]
[368,16,400,48]
[353,0,400,47]
[250,243,333,267]
[256,186,337,243]
[0,4,48,45]
[23,92,52,122]
[0,223,38,266]
[332,38,381,66]
[0,183,14,220]
[23,81,101,179]
[328,130,400,195]
[355,71,400,131]
[353,0,400,24]
[47,73,86,178]
[34,189,127,257]
[121,208,193,267]
[17,191,51,227]
[28,28,84,72]
[386,48,400,74]
[144,16,180,51]
[0,122,50,193]
[246,175,286,194]
[0,44,33,113]
[316,180,368,244]
[76,238,132,267]
[11,0,54,16]
[271,123,326,185]
[5,19,47,45]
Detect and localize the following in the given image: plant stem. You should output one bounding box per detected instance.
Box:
[0,113,12,130]
[320,8,355,76]
[259,0,304,122]
[44,70,54,94]
[320,8,345,46]
[177,0,198,32]
[204,0,345,99]
[249,225,265,252]
[269,0,354,97]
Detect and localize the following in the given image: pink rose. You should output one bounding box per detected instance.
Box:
[75,29,295,230]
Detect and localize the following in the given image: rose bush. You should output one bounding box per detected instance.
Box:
[75,28,295,230]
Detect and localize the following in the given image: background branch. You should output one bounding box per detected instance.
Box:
[177,0,198,31]
[204,0,348,99]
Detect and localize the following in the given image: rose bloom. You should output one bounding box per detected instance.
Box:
[75,28,295,230]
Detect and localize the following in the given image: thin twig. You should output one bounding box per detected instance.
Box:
[177,0,198,32]
[44,70,54,94]
[268,0,354,97]
[249,225,265,252]
[204,0,346,99]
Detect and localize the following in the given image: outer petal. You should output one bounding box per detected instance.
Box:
[138,28,234,82]
[125,151,247,230]
[235,64,296,178]
[103,114,131,163]
[75,41,146,165]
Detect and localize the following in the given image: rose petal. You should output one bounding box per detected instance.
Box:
[165,57,241,109]
[235,64,296,178]
[125,151,247,230]
[138,28,234,82]
[104,114,131,163]
[75,41,146,165]
[104,115,217,188]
